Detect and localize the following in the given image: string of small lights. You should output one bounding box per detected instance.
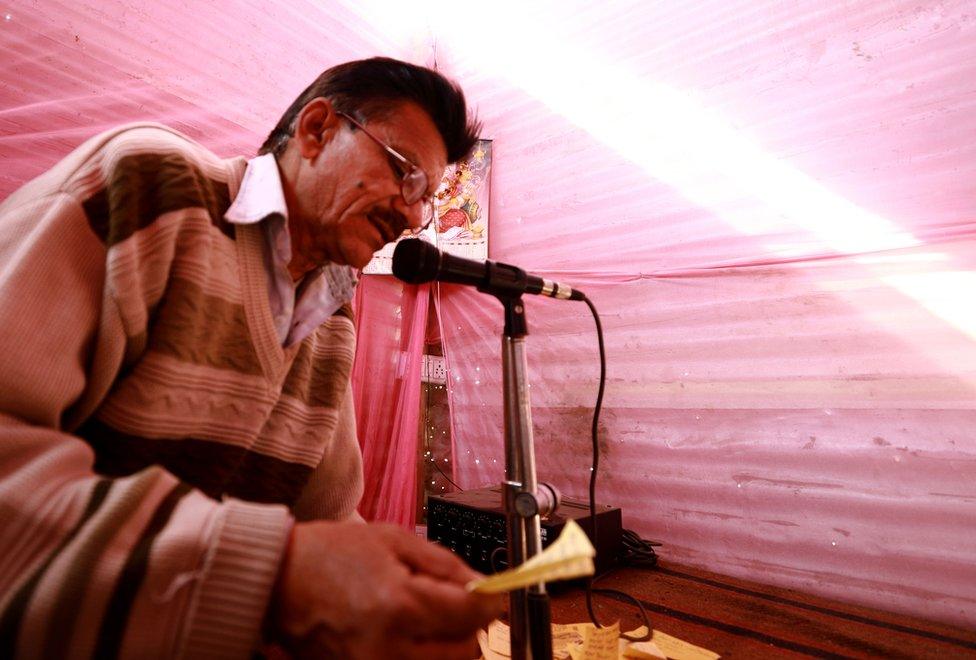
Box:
[421,382,458,519]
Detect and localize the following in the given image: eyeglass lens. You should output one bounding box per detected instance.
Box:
[401,168,428,205]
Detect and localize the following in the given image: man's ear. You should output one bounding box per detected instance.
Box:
[294,98,341,160]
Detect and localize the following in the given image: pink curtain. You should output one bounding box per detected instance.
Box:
[351,277,429,527]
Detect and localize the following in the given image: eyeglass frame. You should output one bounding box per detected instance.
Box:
[335,110,436,234]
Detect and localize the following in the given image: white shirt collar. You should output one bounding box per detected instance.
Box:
[224,153,358,346]
[224,153,289,225]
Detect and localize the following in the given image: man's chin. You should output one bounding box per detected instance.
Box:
[343,243,383,270]
[350,256,372,270]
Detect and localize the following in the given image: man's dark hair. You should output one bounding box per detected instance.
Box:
[259,57,480,164]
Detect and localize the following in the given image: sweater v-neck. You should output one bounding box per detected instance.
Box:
[235,222,305,384]
[223,156,300,385]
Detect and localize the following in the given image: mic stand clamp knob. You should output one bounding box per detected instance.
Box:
[514,491,539,518]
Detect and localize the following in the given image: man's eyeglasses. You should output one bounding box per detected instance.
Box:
[336,111,435,233]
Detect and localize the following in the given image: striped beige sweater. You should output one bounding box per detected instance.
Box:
[0,124,364,658]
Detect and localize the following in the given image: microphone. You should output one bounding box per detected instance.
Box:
[392,239,585,301]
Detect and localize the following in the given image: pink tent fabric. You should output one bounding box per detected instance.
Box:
[0,0,396,197]
[414,0,976,628]
[352,277,429,527]
[2,0,975,629]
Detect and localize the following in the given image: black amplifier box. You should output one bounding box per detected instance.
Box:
[426,486,622,577]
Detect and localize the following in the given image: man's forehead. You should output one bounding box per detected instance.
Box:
[375,103,448,181]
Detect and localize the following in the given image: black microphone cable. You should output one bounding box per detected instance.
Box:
[414,263,660,638]
[580,294,655,643]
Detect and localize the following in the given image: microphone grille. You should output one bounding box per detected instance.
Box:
[392,239,440,284]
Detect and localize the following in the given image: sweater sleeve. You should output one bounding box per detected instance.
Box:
[0,183,290,656]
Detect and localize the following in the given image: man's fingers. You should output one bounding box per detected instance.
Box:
[274,521,499,656]
[391,573,502,638]
[400,636,482,660]
[388,528,482,583]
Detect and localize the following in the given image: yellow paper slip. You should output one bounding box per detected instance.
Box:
[566,623,669,660]
[578,621,620,660]
[619,627,666,659]
[476,620,711,660]
[648,630,719,660]
[484,620,592,659]
[487,620,510,656]
[477,629,507,660]
[553,622,594,658]
[467,519,596,594]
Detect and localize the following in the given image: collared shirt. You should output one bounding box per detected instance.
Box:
[224,153,358,347]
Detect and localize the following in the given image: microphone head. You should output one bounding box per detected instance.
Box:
[392,238,440,284]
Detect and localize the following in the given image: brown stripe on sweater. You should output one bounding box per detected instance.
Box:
[41,470,162,660]
[224,450,316,504]
[80,418,314,505]
[93,482,193,659]
[333,303,355,323]
[82,153,234,247]
[280,320,355,408]
[0,479,112,657]
[147,277,264,376]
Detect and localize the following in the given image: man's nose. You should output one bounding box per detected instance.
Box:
[394,196,426,232]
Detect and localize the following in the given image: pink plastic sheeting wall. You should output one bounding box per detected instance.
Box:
[0,0,398,197]
[423,0,976,628]
[2,0,975,629]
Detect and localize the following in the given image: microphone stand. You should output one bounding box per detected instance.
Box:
[498,296,553,660]
[392,238,562,656]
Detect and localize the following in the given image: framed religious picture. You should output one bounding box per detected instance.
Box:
[432,139,491,261]
[363,139,491,274]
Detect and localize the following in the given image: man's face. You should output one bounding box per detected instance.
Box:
[286,100,448,270]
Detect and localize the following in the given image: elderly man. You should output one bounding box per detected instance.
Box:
[0,57,499,658]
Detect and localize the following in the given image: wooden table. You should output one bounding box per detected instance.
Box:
[543,562,976,658]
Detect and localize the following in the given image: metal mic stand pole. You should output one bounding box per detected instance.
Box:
[499,296,552,660]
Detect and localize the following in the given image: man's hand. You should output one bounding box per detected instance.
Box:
[268,520,503,659]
